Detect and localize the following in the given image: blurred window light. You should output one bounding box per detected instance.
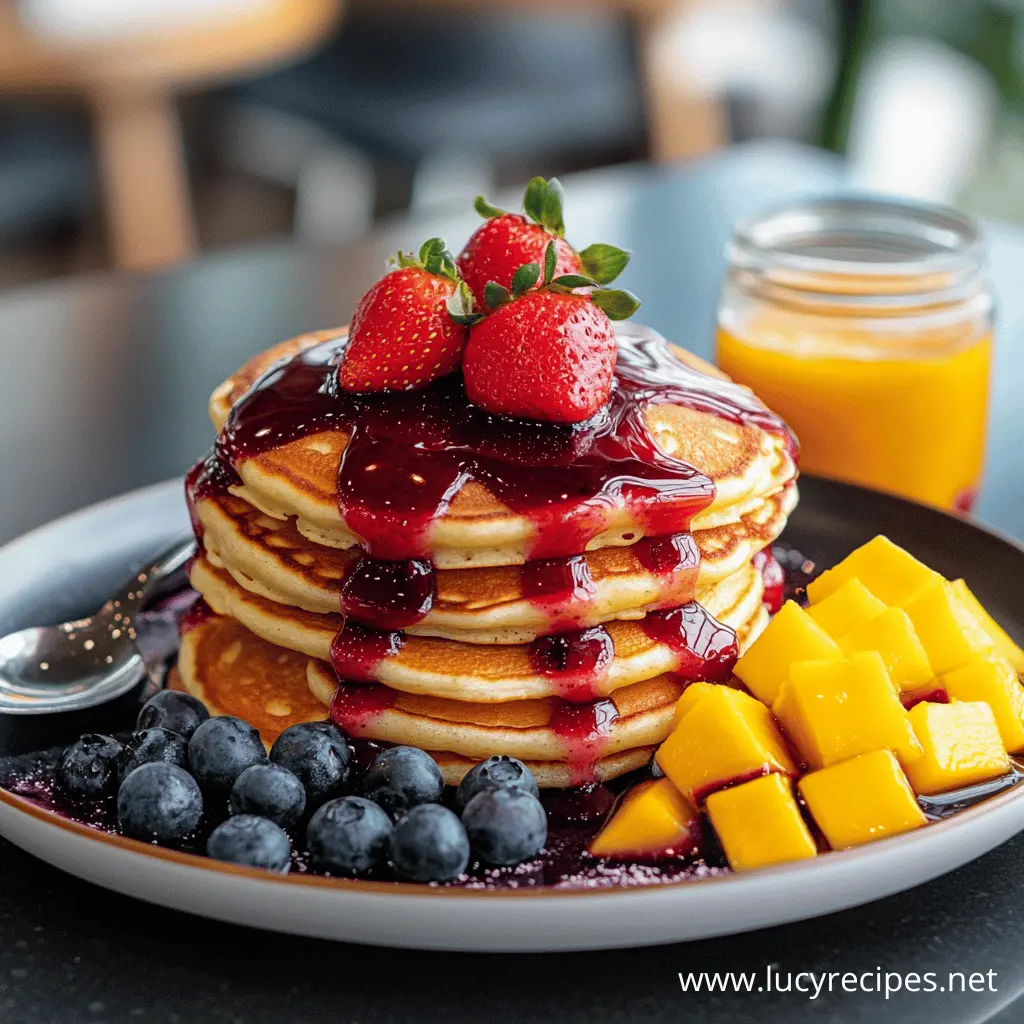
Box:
[847,37,998,204]
[648,0,835,138]
[20,0,272,40]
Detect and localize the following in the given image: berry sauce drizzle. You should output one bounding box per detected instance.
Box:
[549,699,620,786]
[520,555,597,630]
[528,626,614,702]
[329,625,404,683]
[632,532,700,589]
[186,324,794,563]
[328,680,397,732]
[179,597,215,634]
[340,558,435,630]
[639,603,739,682]
[753,547,786,614]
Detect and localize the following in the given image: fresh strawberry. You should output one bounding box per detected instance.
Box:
[338,239,475,392]
[463,264,641,423]
[458,212,580,306]
[457,177,631,306]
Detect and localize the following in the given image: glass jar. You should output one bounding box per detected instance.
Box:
[716,198,993,513]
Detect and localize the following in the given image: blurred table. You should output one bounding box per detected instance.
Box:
[0,0,344,269]
[2,141,1024,1024]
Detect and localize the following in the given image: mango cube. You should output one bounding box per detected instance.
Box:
[807,535,941,607]
[672,682,721,726]
[951,580,1024,673]
[772,652,922,769]
[902,580,993,675]
[808,578,886,639]
[706,773,817,871]
[837,607,933,697]
[799,750,927,850]
[904,700,1010,795]
[941,657,1024,753]
[589,778,700,859]
[734,601,842,705]
[655,685,796,804]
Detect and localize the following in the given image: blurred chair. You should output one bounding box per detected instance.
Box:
[225,0,725,237]
[0,0,345,270]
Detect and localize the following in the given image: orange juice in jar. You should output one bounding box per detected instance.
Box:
[716,200,993,512]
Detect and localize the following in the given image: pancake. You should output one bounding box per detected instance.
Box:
[195,485,796,641]
[176,616,655,786]
[206,325,798,568]
[173,620,324,745]
[189,555,767,702]
[306,658,682,765]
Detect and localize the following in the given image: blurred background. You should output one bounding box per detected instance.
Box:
[2,0,1023,284]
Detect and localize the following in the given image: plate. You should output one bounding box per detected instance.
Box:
[1,476,1024,952]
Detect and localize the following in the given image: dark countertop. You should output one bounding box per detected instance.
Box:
[2,142,1023,1023]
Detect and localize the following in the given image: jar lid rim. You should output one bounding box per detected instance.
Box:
[731,197,985,282]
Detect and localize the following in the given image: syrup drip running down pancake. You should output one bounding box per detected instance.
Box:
[194,323,798,569]
[194,485,795,641]
[175,613,656,787]
[189,555,768,703]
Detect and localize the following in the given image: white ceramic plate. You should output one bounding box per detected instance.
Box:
[2,478,1024,952]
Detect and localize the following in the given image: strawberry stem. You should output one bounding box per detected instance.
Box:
[523,176,565,236]
[511,263,541,297]
[484,281,512,309]
[543,241,557,285]
[579,243,631,285]
[590,289,641,320]
[389,237,460,283]
[474,195,506,219]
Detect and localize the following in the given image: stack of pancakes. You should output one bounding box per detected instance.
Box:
[178,328,798,788]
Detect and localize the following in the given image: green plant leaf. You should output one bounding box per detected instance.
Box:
[389,250,419,270]
[511,262,541,297]
[543,241,557,284]
[474,195,505,219]
[550,274,598,290]
[418,237,448,276]
[484,281,512,309]
[522,176,548,225]
[590,289,641,320]
[579,243,631,285]
[540,177,565,236]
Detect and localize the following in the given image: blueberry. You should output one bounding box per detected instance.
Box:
[229,764,306,830]
[462,788,547,866]
[137,690,209,740]
[362,746,442,818]
[269,721,350,807]
[306,796,393,877]
[187,716,267,796]
[206,815,291,872]
[455,755,540,812]
[117,762,203,843]
[57,734,123,800]
[118,727,189,782]
[389,804,469,883]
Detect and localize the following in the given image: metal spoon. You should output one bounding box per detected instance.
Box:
[0,537,195,715]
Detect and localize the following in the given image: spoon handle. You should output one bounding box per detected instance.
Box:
[117,536,195,613]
